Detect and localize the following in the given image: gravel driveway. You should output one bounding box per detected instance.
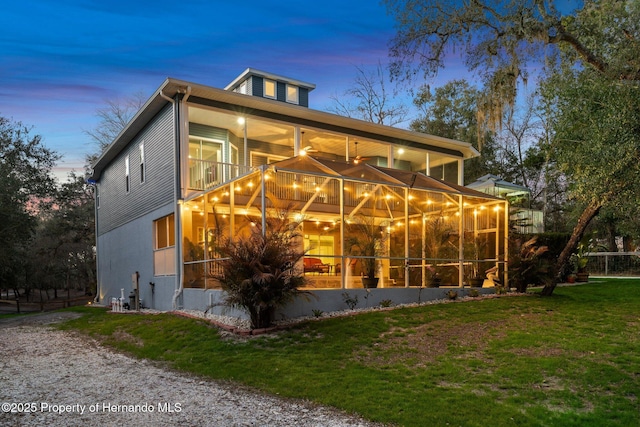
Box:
[0,312,379,427]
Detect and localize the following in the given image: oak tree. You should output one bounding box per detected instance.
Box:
[386,0,640,294]
[0,116,59,296]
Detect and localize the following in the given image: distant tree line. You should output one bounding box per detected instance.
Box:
[0,116,95,301]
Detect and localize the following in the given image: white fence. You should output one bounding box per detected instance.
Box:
[585,252,640,277]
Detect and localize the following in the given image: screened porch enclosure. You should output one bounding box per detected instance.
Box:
[181,156,508,290]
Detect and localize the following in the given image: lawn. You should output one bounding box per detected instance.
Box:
[61,279,640,426]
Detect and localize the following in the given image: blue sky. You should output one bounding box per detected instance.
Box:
[1,1,580,179]
[1,0,414,178]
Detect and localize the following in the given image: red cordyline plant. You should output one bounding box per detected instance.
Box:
[216,208,310,329]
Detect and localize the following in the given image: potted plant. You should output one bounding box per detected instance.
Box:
[570,242,590,282]
[565,253,577,283]
[347,214,388,288]
[423,213,453,287]
[465,234,488,287]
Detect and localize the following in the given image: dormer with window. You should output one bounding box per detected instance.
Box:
[225,68,315,107]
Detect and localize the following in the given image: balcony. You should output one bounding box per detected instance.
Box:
[188,159,253,191]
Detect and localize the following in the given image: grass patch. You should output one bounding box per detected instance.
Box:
[0,313,20,319]
[61,279,640,426]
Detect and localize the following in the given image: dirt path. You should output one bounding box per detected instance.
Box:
[0,314,379,427]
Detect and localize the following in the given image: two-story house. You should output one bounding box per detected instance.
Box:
[90,68,508,318]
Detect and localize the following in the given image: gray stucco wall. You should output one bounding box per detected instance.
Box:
[97,203,177,311]
[181,287,495,324]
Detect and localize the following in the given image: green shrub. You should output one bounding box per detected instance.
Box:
[217,209,310,329]
[342,292,358,310]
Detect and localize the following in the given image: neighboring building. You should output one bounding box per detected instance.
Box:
[467,174,544,234]
[90,68,508,317]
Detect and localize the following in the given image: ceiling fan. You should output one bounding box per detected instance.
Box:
[350,141,370,164]
[300,131,318,154]
[302,145,318,153]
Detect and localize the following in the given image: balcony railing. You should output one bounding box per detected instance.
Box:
[188,159,253,190]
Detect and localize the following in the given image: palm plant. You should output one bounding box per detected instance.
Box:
[509,236,550,293]
[464,234,488,286]
[346,214,388,287]
[216,209,309,329]
[423,214,453,285]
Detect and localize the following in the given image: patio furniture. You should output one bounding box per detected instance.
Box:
[304,257,331,274]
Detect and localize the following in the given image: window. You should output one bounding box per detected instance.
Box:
[155,214,175,249]
[264,79,276,99]
[239,81,248,95]
[125,155,130,193]
[139,142,145,184]
[286,84,299,104]
[154,214,176,276]
[188,137,223,190]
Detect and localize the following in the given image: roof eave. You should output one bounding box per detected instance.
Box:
[91,77,480,180]
[90,78,179,181]
[224,67,316,91]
